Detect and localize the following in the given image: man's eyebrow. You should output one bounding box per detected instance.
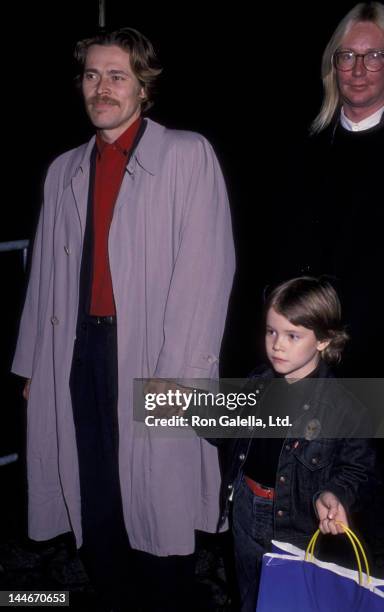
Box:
[109,69,129,75]
[83,68,129,75]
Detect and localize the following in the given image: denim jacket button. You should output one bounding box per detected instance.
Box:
[277,510,284,517]
[311,457,318,465]
[285,444,291,451]
[279,476,286,484]
[239,453,245,461]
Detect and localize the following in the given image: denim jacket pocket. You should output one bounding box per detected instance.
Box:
[293,439,335,472]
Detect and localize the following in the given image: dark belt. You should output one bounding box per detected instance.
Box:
[85,315,117,326]
[244,476,275,500]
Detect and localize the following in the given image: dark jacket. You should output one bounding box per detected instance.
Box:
[274,117,384,377]
[214,361,375,548]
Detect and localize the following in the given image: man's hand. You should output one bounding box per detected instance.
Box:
[23,379,31,401]
[315,491,349,535]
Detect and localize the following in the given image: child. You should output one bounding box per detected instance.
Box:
[219,277,375,612]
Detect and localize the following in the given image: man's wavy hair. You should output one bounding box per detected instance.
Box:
[310,2,384,134]
[74,27,163,112]
[264,277,349,365]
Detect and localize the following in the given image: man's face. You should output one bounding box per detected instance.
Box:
[337,21,384,121]
[82,44,146,142]
[265,307,327,380]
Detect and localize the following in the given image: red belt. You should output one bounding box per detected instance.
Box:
[245,476,275,500]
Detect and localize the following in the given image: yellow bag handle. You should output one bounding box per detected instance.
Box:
[305,522,371,586]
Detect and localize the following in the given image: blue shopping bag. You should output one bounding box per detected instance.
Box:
[271,540,302,555]
[256,526,384,611]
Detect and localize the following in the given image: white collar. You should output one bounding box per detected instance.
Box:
[340,106,384,132]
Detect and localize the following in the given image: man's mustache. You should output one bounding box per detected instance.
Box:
[88,96,120,106]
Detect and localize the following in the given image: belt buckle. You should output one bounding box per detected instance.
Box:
[255,481,274,500]
[95,315,115,325]
[262,486,273,499]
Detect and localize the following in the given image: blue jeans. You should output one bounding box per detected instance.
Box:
[232,476,274,612]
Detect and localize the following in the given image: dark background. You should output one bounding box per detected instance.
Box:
[1,0,361,472]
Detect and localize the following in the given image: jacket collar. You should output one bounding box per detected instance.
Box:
[78,137,96,173]
[250,359,331,379]
[74,117,164,178]
[130,118,164,176]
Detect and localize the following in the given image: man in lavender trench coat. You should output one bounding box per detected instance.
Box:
[12,27,235,611]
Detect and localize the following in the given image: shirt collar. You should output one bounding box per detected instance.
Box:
[340,106,384,132]
[76,118,163,178]
[96,116,142,157]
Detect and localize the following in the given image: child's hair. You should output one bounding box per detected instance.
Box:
[264,277,349,365]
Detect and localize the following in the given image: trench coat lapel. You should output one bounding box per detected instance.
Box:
[70,137,95,235]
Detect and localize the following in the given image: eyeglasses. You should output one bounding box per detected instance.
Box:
[334,50,384,72]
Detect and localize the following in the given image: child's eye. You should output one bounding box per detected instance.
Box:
[288,333,300,340]
[266,329,275,336]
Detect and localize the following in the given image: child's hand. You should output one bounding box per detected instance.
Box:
[315,491,349,535]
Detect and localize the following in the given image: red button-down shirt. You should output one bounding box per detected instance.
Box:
[90,118,142,315]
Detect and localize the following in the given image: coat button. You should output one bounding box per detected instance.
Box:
[277,510,284,517]
[239,453,245,461]
[51,316,59,325]
[279,476,286,484]
[228,484,233,490]
[303,403,310,410]
[207,355,216,364]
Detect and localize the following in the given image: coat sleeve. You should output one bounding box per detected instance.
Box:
[322,438,376,511]
[316,396,376,511]
[11,160,60,379]
[154,134,235,379]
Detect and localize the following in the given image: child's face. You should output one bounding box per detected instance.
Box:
[265,307,329,380]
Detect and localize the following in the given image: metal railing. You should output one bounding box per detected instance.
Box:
[0,239,29,270]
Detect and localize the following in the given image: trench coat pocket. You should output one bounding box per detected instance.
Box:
[188,350,219,371]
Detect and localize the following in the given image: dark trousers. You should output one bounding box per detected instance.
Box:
[232,476,274,612]
[70,316,196,611]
